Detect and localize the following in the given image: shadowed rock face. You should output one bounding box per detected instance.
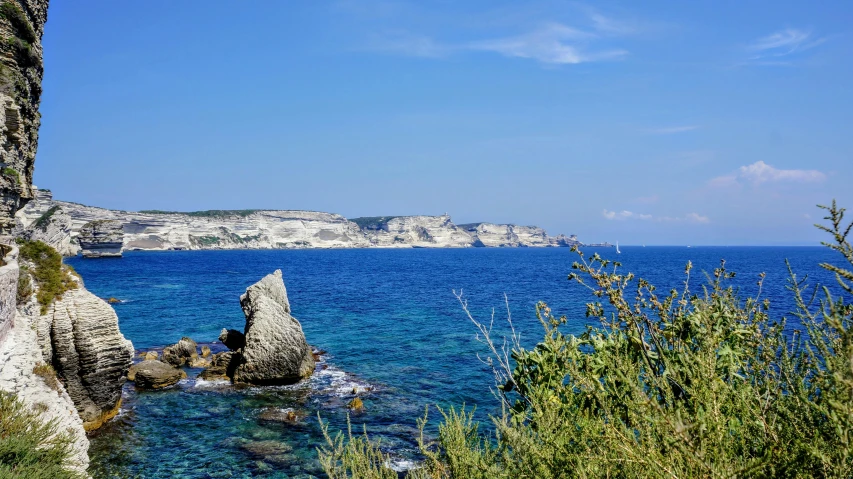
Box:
[232,270,315,384]
[0,1,50,232]
[46,287,134,431]
[79,219,123,257]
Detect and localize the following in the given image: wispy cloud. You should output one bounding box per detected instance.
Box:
[645,125,699,135]
[709,161,827,187]
[354,7,637,65]
[469,23,627,64]
[744,28,826,65]
[603,210,710,224]
[364,32,448,58]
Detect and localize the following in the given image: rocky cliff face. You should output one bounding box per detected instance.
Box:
[0,0,49,231]
[36,285,134,430]
[78,219,123,257]
[14,201,79,256]
[0,242,90,474]
[15,190,582,252]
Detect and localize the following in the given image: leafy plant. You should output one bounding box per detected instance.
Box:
[33,206,59,231]
[0,391,85,478]
[1,166,20,185]
[16,240,77,314]
[320,201,853,478]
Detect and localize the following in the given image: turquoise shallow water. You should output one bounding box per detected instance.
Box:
[66,247,839,478]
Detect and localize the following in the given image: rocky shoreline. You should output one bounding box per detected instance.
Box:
[15,188,583,254]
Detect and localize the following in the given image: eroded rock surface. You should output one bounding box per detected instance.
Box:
[129,360,186,389]
[231,270,315,384]
[162,336,198,366]
[45,287,134,431]
[0,0,50,232]
[78,219,123,257]
[15,188,583,251]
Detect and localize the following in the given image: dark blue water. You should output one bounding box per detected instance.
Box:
[67,247,840,478]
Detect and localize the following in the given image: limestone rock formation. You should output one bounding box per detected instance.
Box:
[198,351,238,380]
[15,189,585,250]
[129,360,186,389]
[14,203,79,256]
[357,214,473,247]
[0,0,50,232]
[162,336,198,366]
[231,270,315,384]
[219,327,245,351]
[78,219,123,257]
[45,286,134,431]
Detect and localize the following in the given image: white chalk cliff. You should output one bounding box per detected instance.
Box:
[15,189,581,254]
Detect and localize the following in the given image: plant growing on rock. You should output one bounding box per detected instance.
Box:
[320,201,853,478]
[0,391,84,478]
[16,239,77,314]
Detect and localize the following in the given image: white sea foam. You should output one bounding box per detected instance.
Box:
[193,377,229,388]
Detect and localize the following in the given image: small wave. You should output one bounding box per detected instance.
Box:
[193,377,230,388]
[312,365,374,397]
[387,459,419,472]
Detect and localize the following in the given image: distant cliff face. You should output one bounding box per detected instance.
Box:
[0,1,49,231]
[15,190,582,252]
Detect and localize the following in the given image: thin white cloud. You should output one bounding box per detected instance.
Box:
[646,125,699,135]
[352,6,639,65]
[364,32,448,58]
[709,161,826,187]
[745,28,826,65]
[469,23,627,64]
[603,210,709,223]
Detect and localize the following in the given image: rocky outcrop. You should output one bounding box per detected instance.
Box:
[78,219,123,258]
[0,242,90,474]
[14,189,584,251]
[218,328,245,351]
[0,1,50,232]
[128,360,186,389]
[356,215,473,248]
[459,223,570,247]
[162,336,198,366]
[210,270,314,384]
[198,351,238,381]
[41,286,134,431]
[14,203,79,255]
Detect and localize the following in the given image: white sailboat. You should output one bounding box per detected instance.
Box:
[616,241,621,254]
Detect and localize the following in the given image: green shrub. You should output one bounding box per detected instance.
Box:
[33,206,59,231]
[16,240,77,314]
[1,166,20,185]
[0,2,36,44]
[15,264,31,306]
[321,200,853,478]
[0,391,84,478]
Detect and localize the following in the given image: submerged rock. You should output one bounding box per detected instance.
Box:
[163,336,198,366]
[231,270,315,384]
[199,351,239,380]
[347,397,365,412]
[79,219,124,258]
[130,360,186,389]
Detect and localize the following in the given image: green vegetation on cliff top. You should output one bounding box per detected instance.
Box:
[16,239,77,314]
[321,200,853,478]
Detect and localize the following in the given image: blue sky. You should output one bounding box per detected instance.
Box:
[35,1,852,245]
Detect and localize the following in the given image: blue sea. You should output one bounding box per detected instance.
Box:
[66,246,840,478]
